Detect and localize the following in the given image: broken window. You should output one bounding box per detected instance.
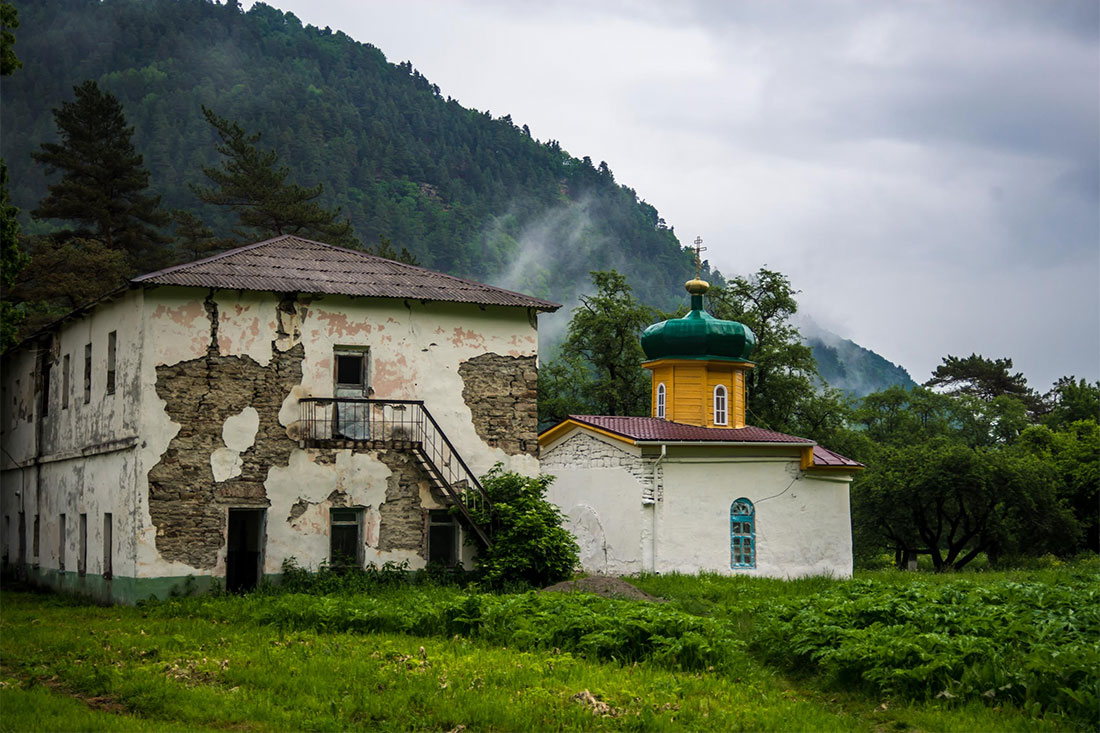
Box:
[103,513,113,579]
[106,331,117,395]
[656,383,666,419]
[329,508,362,568]
[333,348,370,439]
[713,384,728,426]
[78,513,87,576]
[62,354,70,409]
[58,513,66,571]
[730,499,755,569]
[428,510,459,567]
[83,344,92,403]
[39,358,52,418]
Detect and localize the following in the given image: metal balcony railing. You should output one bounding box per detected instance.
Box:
[298,398,492,546]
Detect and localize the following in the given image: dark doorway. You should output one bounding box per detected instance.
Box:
[428,510,459,567]
[226,509,265,593]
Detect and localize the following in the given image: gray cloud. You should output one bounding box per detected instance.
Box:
[248,0,1098,390]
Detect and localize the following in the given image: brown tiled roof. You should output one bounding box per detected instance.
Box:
[811,445,864,468]
[561,415,815,444]
[133,235,560,311]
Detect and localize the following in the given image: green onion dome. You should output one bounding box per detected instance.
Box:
[641,279,756,362]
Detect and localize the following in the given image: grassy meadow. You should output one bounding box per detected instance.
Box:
[1,559,1097,732]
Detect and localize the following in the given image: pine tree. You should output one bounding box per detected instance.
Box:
[31,80,168,272]
[171,209,225,262]
[193,107,359,248]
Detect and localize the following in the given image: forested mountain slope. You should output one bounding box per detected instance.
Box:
[2,0,698,310]
[3,0,912,394]
[806,333,916,397]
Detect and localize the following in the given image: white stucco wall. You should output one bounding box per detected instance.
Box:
[542,427,854,579]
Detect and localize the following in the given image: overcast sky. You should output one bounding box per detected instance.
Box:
[247,0,1098,390]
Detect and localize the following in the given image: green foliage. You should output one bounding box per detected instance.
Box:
[751,570,1100,726]
[541,270,654,423]
[192,107,358,248]
[465,466,579,589]
[169,209,224,262]
[0,160,27,349]
[1017,420,1100,552]
[31,80,168,272]
[1042,376,1100,430]
[926,353,1042,412]
[272,556,468,594]
[2,0,696,309]
[0,1,20,76]
[365,233,419,265]
[853,437,1079,570]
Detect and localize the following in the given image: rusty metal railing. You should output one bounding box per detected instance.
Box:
[298,398,492,545]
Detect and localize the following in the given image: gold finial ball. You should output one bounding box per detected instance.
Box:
[685,278,710,295]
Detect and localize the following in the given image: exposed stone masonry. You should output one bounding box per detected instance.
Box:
[147,342,304,569]
[376,450,432,553]
[458,353,538,456]
[542,432,660,502]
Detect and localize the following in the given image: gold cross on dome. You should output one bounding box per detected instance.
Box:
[692,236,707,279]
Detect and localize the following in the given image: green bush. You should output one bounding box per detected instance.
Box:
[466,466,579,589]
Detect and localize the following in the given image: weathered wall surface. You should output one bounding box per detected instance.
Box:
[459,353,539,457]
[542,428,854,579]
[1,291,145,591]
[131,287,537,581]
[542,432,651,574]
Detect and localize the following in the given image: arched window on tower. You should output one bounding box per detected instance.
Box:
[730,498,755,568]
[713,384,728,425]
[656,383,666,418]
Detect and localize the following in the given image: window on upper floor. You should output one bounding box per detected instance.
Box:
[713,384,728,425]
[83,344,92,404]
[730,498,755,569]
[39,359,51,418]
[62,354,70,409]
[656,383,666,418]
[106,331,117,395]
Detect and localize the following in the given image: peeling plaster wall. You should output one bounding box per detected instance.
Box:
[542,428,854,579]
[1,291,146,587]
[131,287,537,582]
[3,284,540,596]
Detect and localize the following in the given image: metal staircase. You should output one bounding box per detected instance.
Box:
[298,398,493,547]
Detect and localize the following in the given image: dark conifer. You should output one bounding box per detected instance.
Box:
[193,107,359,249]
[31,80,169,272]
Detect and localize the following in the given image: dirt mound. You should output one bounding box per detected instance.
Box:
[540,576,665,602]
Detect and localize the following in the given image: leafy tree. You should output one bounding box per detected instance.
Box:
[707,268,848,438]
[1042,376,1100,430]
[31,80,168,272]
[193,107,359,248]
[1017,420,1100,553]
[925,354,1041,412]
[13,236,129,313]
[554,270,654,418]
[853,438,1078,571]
[537,354,593,428]
[464,466,579,589]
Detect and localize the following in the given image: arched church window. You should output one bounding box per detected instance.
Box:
[730,498,755,568]
[656,383,666,418]
[713,384,728,425]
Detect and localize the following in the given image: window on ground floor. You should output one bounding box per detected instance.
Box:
[329,508,363,568]
[730,498,755,569]
[428,509,460,567]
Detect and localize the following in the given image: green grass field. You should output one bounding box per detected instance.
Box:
[2,560,1096,731]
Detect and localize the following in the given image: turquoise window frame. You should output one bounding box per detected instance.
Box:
[730,498,755,569]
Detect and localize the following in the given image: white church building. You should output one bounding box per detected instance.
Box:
[540,275,861,578]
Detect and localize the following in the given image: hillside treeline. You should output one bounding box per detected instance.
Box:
[2,0,697,306]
